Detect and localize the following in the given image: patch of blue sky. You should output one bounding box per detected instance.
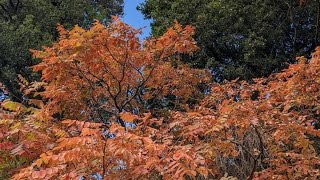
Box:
[121,0,152,41]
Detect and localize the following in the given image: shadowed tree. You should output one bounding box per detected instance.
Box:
[139,0,320,81]
[0,0,124,100]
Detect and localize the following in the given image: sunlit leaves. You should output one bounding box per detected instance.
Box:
[31,17,208,123]
[120,112,138,123]
[1,100,26,112]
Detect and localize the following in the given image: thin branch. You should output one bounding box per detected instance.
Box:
[102,139,107,177]
[0,4,11,20]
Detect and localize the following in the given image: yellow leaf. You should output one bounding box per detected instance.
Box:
[1,100,26,112]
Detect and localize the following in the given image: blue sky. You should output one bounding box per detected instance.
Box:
[122,0,152,40]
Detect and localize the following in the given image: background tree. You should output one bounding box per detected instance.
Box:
[0,0,124,101]
[139,0,320,81]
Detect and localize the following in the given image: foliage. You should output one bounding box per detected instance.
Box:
[1,19,320,180]
[31,17,209,124]
[0,0,124,101]
[138,0,320,81]
[0,98,57,179]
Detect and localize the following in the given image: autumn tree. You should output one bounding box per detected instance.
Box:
[1,18,211,179]
[1,16,320,180]
[31,17,209,125]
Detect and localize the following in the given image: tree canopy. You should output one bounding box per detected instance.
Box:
[139,0,320,81]
[31,18,209,124]
[0,18,320,179]
[0,1,320,180]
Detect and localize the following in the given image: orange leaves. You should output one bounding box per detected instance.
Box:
[7,16,208,179]
[194,47,320,179]
[250,116,259,126]
[28,99,44,109]
[196,166,209,178]
[5,15,320,180]
[80,128,99,136]
[0,110,15,120]
[31,169,47,179]
[109,123,125,134]
[31,17,207,123]
[57,24,67,39]
[120,112,138,122]
[14,165,67,180]
[0,106,59,179]
[0,141,14,151]
[163,150,208,179]
[220,100,232,114]
[160,20,198,55]
[257,103,273,111]
[62,119,102,129]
